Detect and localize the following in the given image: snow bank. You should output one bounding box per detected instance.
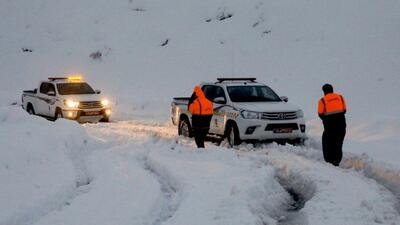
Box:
[0,106,95,225]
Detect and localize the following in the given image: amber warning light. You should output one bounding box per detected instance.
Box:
[48,75,83,82]
[67,75,83,82]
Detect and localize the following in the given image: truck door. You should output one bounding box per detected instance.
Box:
[37,82,54,116]
[46,83,57,117]
[202,85,227,135]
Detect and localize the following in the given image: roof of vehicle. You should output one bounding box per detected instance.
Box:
[201,78,266,87]
[43,76,87,84]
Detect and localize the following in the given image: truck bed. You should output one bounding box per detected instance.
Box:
[172,97,190,106]
[23,89,37,94]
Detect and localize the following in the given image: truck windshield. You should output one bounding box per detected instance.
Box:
[57,83,95,95]
[227,86,282,102]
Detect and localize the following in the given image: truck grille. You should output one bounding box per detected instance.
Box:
[261,112,297,120]
[78,101,102,109]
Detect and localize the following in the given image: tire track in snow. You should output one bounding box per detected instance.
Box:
[139,155,181,225]
[14,156,94,225]
[87,121,183,225]
[227,135,400,218]
[250,150,400,224]
[86,120,400,223]
[267,142,400,214]
[85,120,177,143]
[274,169,316,225]
[248,155,317,225]
[88,120,400,211]
[91,121,313,225]
[341,155,400,213]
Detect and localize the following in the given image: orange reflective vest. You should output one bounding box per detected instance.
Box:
[318,93,346,116]
[189,86,213,115]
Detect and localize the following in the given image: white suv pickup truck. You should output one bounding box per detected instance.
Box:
[171,78,306,146]
[22,76,111,123]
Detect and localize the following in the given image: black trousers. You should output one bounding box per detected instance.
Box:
[191,115,212,148]
[193,127,210,148]
[322,127,346,166]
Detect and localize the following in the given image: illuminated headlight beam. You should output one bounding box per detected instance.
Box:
[65,100,80,108]
[101,99,109,107]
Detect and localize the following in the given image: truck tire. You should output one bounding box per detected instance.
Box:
[291,138,305,146]
[27,104,35,115]
[100,117,110,122]
[178,118,193,138]
[225,123,241,147]
[55,108,63,120]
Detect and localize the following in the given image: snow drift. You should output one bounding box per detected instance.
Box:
[0,106,96,225]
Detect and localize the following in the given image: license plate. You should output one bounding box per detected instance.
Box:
[273,128,293,133]
[85,111,100,116]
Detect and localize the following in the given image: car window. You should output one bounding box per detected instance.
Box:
[48,84,55,94]
[202,85,226,103]
[57,82,96,95]
[227,85,281,102]
[202,85,214,101]
[39,83,49,94]
[214,86,226,99]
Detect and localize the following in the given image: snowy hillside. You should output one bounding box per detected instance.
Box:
[1,0,400,224]
[1,0,400,115]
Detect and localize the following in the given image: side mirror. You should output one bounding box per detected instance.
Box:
[213,97,226,104]
[47,91,56,96]
[280,96,288,102]
[95,89,101,94]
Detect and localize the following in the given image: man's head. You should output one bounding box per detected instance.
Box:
[322,83,334,95]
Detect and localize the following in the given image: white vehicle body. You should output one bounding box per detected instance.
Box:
[171,78,306,145]
[22,76,111,123]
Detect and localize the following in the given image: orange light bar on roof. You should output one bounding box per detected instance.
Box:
[67,75,83,81]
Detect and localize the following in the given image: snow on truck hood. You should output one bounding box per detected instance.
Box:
[232,101,301,112]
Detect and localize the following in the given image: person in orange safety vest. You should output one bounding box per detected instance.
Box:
[188,86,214,148]
[318,83,347,166]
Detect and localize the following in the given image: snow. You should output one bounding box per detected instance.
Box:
[1,0,400,224]
[0,106,93,225]
[256,149,399,225]
[34,145,161,225]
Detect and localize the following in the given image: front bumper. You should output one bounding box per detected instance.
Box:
[62,108,111,122]
[237,118,307,141]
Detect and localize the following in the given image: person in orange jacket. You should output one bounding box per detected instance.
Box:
[188,86,214,148]
[318,84,347,166]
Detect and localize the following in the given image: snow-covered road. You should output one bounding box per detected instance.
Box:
[73,120,400,225]
[1,107,400,225]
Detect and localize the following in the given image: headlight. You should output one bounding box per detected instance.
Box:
[105,109,112,116]
[101,99,109,107]
[64,100,79,108]
[240,110,261,119]
[296,110,304,118]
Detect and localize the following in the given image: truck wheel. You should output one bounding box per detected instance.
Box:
[55,109,63,120]
[291,138,305,146]
[100,117,110,122]
[179,118,192,138]
[225,124,241,148]
[27,104,35,115]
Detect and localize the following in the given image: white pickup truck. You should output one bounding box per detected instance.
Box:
[22,76,111,123]
[171,78,306,146]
